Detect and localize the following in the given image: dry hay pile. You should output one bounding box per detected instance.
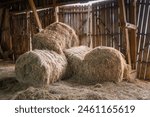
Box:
[11,87,60,100]
[15,50,67,87]
[32,22,79,54]
[73,46,131,84]
[64,46,92,78]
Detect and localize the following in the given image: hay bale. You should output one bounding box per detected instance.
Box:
[32,22,79,54]
[11,87,60,100]
[78,46,131,83]
[64,46,92,78]
[15,50,67,87]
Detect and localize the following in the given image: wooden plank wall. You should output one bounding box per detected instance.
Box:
[58,0,126,54]
[92,1,123,50]
[10,7,55,59]
[0,8,13,59]
[59,5,91,46]
[136,0,150,79]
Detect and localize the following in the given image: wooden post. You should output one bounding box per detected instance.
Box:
[118,0,131,66]
[26,11,32,51]
[28,0,43,32]
[0,44,3,56]
[129,0,137,69]
[55,6,59,22]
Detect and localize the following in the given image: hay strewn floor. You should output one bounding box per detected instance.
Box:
[0,61,150,100]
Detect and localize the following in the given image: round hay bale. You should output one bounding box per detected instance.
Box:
[78,46,130,83]
[32,22,79,54]
[15,50,67,87]
[64,46,92,78]
[11,87,60,100]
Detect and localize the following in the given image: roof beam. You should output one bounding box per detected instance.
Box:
[28,0,43,32]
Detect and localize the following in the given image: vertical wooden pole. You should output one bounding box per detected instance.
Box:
[92,4,95,48]
[55,6,59,22]
[28,0,42,32]
[26,11,32,51]
[118,0,131,65]
[129,0,137,69]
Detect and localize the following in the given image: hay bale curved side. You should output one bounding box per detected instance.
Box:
[32,33,63,54]
[79,46,128,83]
[64,46,92,78]
[15,50,67,87]
[32,22,79,54]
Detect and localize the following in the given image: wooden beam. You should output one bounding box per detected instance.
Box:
[118,0,131,65]
[125,23,137,30]
[28,0,43,32]
[55,6,59,22]
[0,44,3,56]
[0,0,23,7]
[129,0,137,69]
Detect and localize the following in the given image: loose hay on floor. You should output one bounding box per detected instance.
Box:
[11,87,60,100]
[78,46,131,83]
[64,46,92,78]
[32,22,79,54]
[15,50,67,87]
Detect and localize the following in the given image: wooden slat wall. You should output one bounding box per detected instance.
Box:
[59,5,91,45]
[10,7,55,59]
[136,0,150,79]
[91,1,126,54]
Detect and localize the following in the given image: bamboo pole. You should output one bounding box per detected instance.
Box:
[28,0,43,32]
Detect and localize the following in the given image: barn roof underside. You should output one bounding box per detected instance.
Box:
[0,0,98,7]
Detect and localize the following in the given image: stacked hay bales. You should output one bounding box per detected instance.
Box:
[64,46,92,78]
[32,22,79,54]
[64,46,131,83]
[15,50,67,87]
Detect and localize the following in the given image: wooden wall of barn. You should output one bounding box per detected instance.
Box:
[58,0,128,55]
[10,8,55,59]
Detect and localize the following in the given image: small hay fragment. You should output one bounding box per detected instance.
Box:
[32,22,79,54]
[78,46,131,83]
[64,46,92,78]
[94,83,103,88]
[15,50,67,87]
[11,87,60,100]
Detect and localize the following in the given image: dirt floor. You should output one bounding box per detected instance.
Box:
[0,60,150,100]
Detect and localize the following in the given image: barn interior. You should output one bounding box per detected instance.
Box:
[0,0,150,100]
